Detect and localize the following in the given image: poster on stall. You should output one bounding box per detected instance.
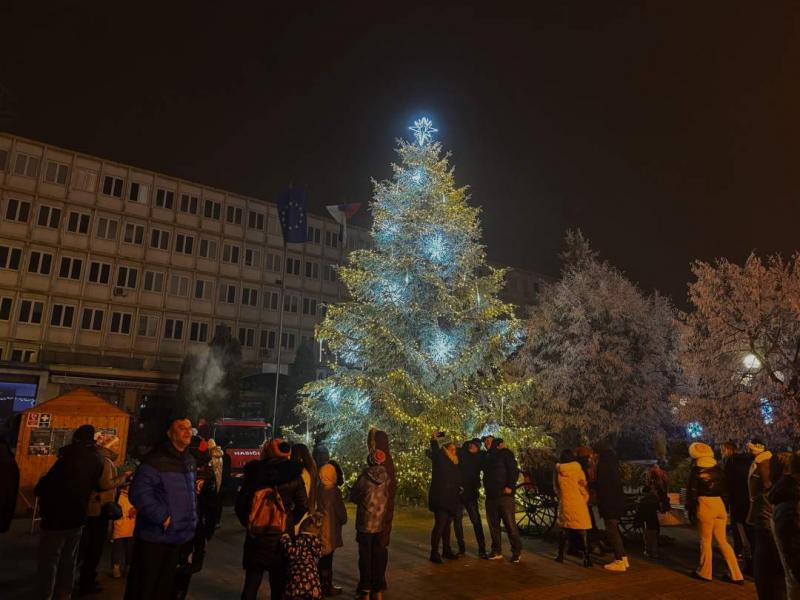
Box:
[28,428,53,455]
[26,413,52,428]
[51,428,74,453]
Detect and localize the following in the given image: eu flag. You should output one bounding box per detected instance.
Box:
[277,186,308,244]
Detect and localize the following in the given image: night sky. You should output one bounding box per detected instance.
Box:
[2,1,799,305]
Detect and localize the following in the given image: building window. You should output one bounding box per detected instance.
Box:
[0,297,12,320]
[323,264,337,282]
[143,270,164,292]
[129,181,149,203]
[0,246,22,270]
[150,228,170,250]
[283,294,298,313]
[325,230,339,248]
[199,239,217,259]
[260,330,276,350]
[219,283,237,304]
[175,233,194,255]
[226,206,243,225]
[262,290,278,310]
[18,300,44,324]
[265,252,282,273]
[44,160,69,185]
[238,327,255,347]
[307,226,321,244]
[27,251,52,275]
[50,304,75,328]
[13,153,40,178]
[95,217,119,240]
[37,206,62,229]
[168,274,190,297]
[244,248,261,268]
[80,308,104,331]
[304,260,319,279]
[155,188,175,209]
[203,200,221,220]
[302,297,317,316]
[109,312,132,334]
[164,318,184,340]
[194,279,212,300]
[222,244,240,264]
[88,261,111,284]
[66,211,91,234]
[72,168,98,192]
[116,266,138,289]
[281,331,296,350]
[10,349,36,362]
[58,256,83,280]
[137,315,158,337]
[248,210,265,230]
[241,287,258,307]
[286,257,301,276]
[190,321,209,342]
[123,223,145,245]
[5,198,31,223]
[102,175,125,198]
[180,193,199,214]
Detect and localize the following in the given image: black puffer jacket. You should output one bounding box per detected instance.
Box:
[594,448,626,520]
[686,464,727,520]
[722,453,752,522]
[768,474,800,583]
[428,440,462,514]
[35,441,103,531]
[483,447,520,499]
[458,444,483,501]
[235,458,308,568]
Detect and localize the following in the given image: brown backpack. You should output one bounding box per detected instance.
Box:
[248,486,288,536]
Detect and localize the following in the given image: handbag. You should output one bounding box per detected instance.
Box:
[101,500,123,521]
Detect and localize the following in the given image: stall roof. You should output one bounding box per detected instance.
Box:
[21,388,129,417]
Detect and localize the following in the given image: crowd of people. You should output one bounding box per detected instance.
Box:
[14,413,800,600]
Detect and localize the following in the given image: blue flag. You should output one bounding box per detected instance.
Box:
[277,186,307,244]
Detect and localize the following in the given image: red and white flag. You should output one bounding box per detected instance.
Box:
[326,203,361,245]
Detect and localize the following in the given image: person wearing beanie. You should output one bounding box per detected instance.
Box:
[368,429,395,593]
[455,438,487,558]
[554,449,593,568]
[351,447,389,600]
[236,438,308,600]
[34,423,104,600]
[686,442,743,584]
[318,463,347,596]
[427,432,463,563]
[281,512,324,600]
[483,437,522,562]
[746,439,785,598]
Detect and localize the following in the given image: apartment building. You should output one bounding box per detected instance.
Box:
[0,133,373,415]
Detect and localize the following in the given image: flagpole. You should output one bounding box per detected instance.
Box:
[271,240,288,436]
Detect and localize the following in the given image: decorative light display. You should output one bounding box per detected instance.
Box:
[687,421,704,439]
[760,397,774,425]
[300,118,525,502]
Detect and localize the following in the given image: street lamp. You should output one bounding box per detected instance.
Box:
[743,353,761,371]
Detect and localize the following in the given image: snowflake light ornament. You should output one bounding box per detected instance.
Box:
[409,117,437,146]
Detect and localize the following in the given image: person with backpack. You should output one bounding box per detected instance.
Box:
[236,438,308,600]
[350,449,390,600]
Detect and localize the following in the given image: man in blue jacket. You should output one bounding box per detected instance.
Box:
[124,416,197,600]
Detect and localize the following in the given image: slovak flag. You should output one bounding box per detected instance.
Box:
[326,203,361,245]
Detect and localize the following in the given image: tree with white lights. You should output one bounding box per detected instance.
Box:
[300,119,524,500]
[677,253,800,445]
[514,231,681,446]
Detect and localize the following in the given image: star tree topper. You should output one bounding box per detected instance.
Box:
[409,117,438,146]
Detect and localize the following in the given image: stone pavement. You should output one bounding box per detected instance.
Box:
[1,506,756,599]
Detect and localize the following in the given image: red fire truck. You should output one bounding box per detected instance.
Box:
[211,418,270,478]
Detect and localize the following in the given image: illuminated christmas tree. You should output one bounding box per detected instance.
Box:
[301,119,524,500]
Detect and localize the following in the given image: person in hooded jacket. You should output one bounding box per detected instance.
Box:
[483,438,522,562]
[350,448,389,600]
[368,428,395,592]
[318,463,347,596]
[635,462,670,559]
[721,441,753,562]
[124,417,198,600]
[236,438,308,600]
[686,442,743,584]
[592,442,629,572]
[0,438,19,534]
[35,424,104,600]
[769,450,800,600]
[554,449,593,567]
[428,433,463,563]
[454,438,487,558]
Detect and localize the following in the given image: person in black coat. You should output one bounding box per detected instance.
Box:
[483,438,522,562]
[720,441,753,561]
[592,442,629,572]
[235,438,308,600]
[34,424,104,600]
[769,451,800,599]
[453,439,487,557]
[0,438,19,533]
[428,433,463,563]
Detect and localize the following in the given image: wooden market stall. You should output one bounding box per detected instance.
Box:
[14,388,130,515]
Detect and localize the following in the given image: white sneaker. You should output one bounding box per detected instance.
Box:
[604,559,627,572]
[622,556,630,568]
